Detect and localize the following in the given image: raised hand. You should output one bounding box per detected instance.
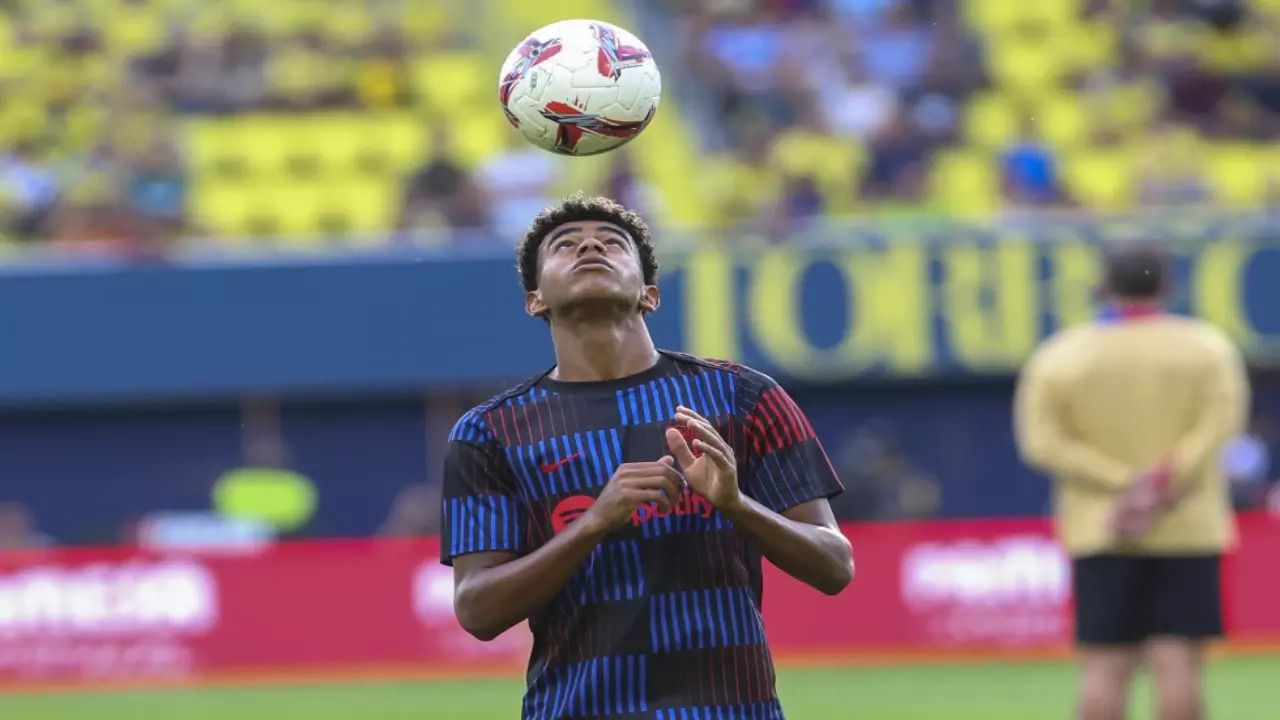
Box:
[665,406,742,511]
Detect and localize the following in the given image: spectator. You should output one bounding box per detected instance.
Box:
[1223,419,1273,510]
[126,138,187,236]
[0,142,61,239]
[378,483,442,537]
[859,0,935,89]
[398,127,492,237]
[0,502,56,550]
[831,421,941,521]
[475,131,558,240]
[815,53,898,141]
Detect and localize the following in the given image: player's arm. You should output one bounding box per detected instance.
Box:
[722,373,853,596]
[450,522,609,642]
[1013,345,1133,493]
[443,437,683,641]
[1164,334,1249,494]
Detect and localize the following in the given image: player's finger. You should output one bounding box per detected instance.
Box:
[665,426,698,467]
[684,416,732,455]
[675,406,711,425]
[626,465,685,491]
[626,488,670,509]
[694,440,734,473]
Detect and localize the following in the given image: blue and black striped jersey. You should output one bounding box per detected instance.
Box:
[441,350,843,720]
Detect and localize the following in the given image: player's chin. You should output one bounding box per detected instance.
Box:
[560,284,637,313]
[564,273,629,297]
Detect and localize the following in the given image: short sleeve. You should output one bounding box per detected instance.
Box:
[736,368,843,514]
[440,419,527,566]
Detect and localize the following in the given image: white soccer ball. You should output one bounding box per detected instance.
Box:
[498,19,662,156]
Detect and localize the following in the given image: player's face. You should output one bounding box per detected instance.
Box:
[527,220,658,319]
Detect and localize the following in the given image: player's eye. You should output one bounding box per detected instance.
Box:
[604,237,625,247]
[553,238,576,251]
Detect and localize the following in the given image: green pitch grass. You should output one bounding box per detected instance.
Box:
[1,656,1275,719]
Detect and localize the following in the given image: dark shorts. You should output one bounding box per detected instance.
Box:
[1072,554,1224,646]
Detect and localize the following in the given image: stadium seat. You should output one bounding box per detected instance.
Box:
[769,131,864,213]
[191,182,260,238]
[987,40,1070,96]
[1062,148,1138,212]
[317,180,399,240]
[186,120,253,180]
[413,52,491,121]
[1035,94,1089,149]
[1065,22,1120,73]
[1206,145,1266,209]
[963,92,1020,150]
[929,150,1000,220]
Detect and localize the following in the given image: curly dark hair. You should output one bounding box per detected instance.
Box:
[516,194,658,292]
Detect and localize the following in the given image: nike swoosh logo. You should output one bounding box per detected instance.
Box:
[540,452,581,473]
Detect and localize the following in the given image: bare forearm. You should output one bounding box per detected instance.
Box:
[723,496,853,595]
[454,518,609,640]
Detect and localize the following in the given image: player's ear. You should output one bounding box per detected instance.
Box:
[638,285,659,314]
[526,290,550,319]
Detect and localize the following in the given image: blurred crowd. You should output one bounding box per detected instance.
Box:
[2,0,1280,252]
[680,0,1280,232]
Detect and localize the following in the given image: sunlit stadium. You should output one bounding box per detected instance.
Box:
[2,1,1279,719]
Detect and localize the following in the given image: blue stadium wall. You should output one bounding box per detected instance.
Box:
[5,225,1280,542]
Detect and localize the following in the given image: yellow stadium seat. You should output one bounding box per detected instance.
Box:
[191,182,259,238]
[1036,94,1088,148]
[449,118,509,170]
[1200,29,1270,74]
[0,97,50,145]
[373,114,432,176]
[300,116,373,178]
[259,184,324,239]
[322,4,377,48]
[988,41,1070,95]
[414,52,491,119]
[929,150,1000,220]
[1065,22,1119,73]
[698,155,782,229]
[964,0,1079,36]
[769,131,864,212]
[321,181,399,239]
[233,117,316,179]
[103,6,168,58]
[186,120,250,179]
[1062,148,1138,212]
[962,1,1022,36]
[963,92,1020,150]
[1206,144,1266,209]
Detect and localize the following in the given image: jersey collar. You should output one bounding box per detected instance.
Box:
[1097,302,1166,324]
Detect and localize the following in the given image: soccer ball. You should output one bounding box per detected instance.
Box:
[498,19,661,156]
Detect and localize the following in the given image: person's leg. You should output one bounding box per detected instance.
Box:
[1078,646,1143,720]
[1146,638,1207,720]
[1073,555,1147,720]
[1146,555,1223,720]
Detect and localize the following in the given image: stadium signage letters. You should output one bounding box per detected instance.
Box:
[673,236,1280,381]
[0,515,1275,689]
[3,229,1279,402]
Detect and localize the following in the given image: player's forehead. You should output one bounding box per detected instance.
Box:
[543,220,632,246]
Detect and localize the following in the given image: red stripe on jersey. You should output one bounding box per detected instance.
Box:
[745,386,815,455]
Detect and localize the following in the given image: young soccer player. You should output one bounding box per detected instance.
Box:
[441,195,854,720]
[1015,242,1248,720]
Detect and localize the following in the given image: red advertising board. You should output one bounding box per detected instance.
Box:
[0,515,1276,689]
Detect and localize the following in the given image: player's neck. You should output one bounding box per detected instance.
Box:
[548,315,658,382]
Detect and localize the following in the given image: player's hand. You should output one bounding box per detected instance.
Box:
[1110,464,1173,539]
[666,406,742,511]
[582,458,686,532]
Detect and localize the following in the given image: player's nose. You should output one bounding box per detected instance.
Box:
[577,236,607,255]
